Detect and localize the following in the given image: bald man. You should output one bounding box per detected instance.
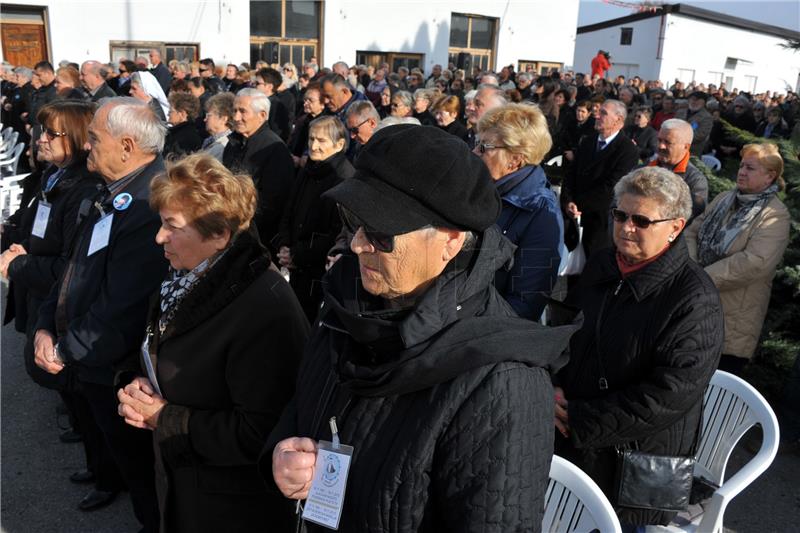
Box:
[649,118,708,222]
[80,61,116,101]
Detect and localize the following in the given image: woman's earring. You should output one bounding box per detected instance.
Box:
[668,234,675,242]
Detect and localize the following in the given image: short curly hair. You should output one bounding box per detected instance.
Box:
[150,153,256,239]
[614,166,692,221]
[477,102,552,166]
[167,92,201,121]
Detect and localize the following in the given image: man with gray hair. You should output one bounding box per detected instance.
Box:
[80,61,116,101]
[223,88,294,247]
[345,99,380,149]
[148,48,172,95]
[33,98,166,531]
[562,99,639,255]
[464,84,508,149]
[649,118,708,221]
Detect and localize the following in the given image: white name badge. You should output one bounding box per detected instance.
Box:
[302,440,354,530]
[87,213,113,256]
[31,201,52,239]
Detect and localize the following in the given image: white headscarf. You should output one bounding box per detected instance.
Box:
[132,71,170,118]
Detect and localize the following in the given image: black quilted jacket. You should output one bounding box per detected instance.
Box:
[260,226,576,532]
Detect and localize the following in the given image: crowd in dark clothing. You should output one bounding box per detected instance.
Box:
[0,53,797,533]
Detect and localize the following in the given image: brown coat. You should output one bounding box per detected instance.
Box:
[685,191,790,359]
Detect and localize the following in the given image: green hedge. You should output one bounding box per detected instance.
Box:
[693,120,800,399]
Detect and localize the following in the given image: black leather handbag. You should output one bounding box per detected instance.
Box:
[613,446,695,512]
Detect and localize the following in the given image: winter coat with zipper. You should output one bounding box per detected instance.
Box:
[35,156,169,386]
[277,151,355,321]
[144,228,309,533]
[6,162,102,388]
[259,226,577,533]
[684,190,790,359]
[494,165,564,320]
[555,236,723,526]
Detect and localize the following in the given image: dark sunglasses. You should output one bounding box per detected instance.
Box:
[348,118,369,135]
[42,127,67,141]
[199,68,210,73]
[338,204,395,253]
[610,208,675,229]
[476,141,506,154]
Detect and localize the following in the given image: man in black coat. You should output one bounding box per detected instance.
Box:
[255,67,292,142]
[223,89,295,249]
[263,125,576,532]
[562,99,639,256]
[80,61,116,102]
[148,49,172,95]
[29,61,58,128]
[33,98,168,532]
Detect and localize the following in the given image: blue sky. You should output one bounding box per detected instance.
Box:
[578,0,800,32]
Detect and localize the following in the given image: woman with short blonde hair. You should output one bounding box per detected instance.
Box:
[474,103,561,319]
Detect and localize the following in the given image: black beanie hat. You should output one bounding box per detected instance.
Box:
[324,124,501,235]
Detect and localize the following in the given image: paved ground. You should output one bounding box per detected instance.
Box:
[1,306,798,532]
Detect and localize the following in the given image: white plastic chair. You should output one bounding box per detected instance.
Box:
[546,155,563,167]
[700,154,721,171]
[0,172,29,220]
[543,455,622,533]
[0,130,18,153]
[656,370,780,533]
[0,142,25,177]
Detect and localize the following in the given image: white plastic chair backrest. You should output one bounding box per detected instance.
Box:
[1,127,12,143]
[546,155,563,167]
[0,173,30,219]
[694,370,779,486]
[1,131,19,152]
[543,455,622,533]
[0,143,25,176]
[701,154,721,171]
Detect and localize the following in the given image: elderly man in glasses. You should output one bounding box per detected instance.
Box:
[344,100,379,152]
[263,124,576,532]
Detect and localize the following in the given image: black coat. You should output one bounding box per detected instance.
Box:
[556,237,723,525]
[6,163,102,388]
[150,63,173,95]
[438,119,469,143]
[625,124,658,162]
[222,122,295,248]
[268,94,292,143]
[163,121,204,159]
[277,151,355,320]
[29,80,57,126]
[561,132,639,255]
[90,82,117,102]
[146,229,309,533]
[260,226,577,532]
[35,157,169,385]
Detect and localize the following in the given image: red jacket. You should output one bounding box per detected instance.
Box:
[591,53,611,78]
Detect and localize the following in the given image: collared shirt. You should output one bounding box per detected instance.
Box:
[597,130,619,150]
[105,161,150,200]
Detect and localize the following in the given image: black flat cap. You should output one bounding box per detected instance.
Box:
[324,124,501,235]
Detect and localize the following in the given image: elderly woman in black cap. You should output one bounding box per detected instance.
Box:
[262,125,576,532]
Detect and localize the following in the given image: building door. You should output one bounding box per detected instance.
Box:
[1,5,49,68]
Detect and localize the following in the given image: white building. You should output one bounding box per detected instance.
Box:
[1,0,579,76]
[573,3,800,94]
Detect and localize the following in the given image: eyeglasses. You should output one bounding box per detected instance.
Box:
[338,204,395,253]
[610,208,675,229]
[476,142,507,154]
[42,127,67,141]
[348,118,369,136]
[199,68,209,73]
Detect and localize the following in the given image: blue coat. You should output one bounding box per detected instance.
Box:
[494,165,564,320]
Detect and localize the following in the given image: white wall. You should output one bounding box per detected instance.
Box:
[660,14,800,94]
[573,16,664,80]
[3,0,249,66]
[323,0,578,74]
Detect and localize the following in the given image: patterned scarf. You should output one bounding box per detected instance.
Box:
[158,249,228,331]
[696,184,778,267]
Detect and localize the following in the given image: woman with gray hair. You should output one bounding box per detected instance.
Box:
[554,166,724,528]
[389,89,413,118]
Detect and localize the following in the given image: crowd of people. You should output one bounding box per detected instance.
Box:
[0,50,796,533]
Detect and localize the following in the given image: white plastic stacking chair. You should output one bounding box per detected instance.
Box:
[546,155,564,167]
[655,370,780,533]
[0,142,25,177]
[0,130,18,153]
[543,455,622,533]
[700,154,721,171]
[0,172,29,220]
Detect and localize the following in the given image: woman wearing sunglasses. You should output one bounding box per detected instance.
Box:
[554,166,724,529]
[276,115,355,321]
[0,100,106,499]
[685,143,789,375]
[474,103,564,320]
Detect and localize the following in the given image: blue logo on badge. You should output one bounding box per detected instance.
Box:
[321,453,341,487]
[113,193,133,211]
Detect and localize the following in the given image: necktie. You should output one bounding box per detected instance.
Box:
[597,138,607,152]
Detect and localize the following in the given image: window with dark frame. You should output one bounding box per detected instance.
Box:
[249,0,321,69]
[448,13,497,72]
[620,27,633,45]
